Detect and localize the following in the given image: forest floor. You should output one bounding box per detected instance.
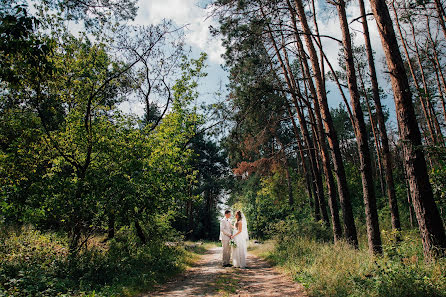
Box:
[144,245,306,297]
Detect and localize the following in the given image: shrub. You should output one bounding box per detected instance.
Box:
[262,221,446,297]
[0,226,191,296]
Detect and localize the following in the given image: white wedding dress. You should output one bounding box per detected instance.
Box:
[232,213,249,268]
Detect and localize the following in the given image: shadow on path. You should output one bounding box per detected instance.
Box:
[235,252,306,296]
[144,246,306,297]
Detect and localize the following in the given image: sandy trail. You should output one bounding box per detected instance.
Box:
[146,246,306,297]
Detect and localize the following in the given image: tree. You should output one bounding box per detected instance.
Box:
[357,0,401,234]
[369,0,446,259]
[334,0,382,254]
[290,0,358,247]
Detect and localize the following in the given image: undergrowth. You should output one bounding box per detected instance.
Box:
[0,226,204,296]
[253,219,446,297]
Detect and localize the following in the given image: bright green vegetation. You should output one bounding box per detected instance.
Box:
[251,221,446,297]
[3,1,446,296]
[0,226,212,296]
[1,2,227,296]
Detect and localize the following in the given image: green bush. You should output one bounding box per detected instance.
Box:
[263,222,446,297]
[0,226,191,296]
[270,214,333,243]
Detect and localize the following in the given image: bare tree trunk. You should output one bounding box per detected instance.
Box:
[263,20,329,224]
[318,47,354,127]
[289,0,358,247]
[296,61,343,241]
[369,0,446,259]
[402,158,415,228]
[286,101,315,209]
[310,0,325,86]
[336,0,382,254]
[391,1,437,145]
[358,0,402,233]
[408,20,444,146]
[279,27,336,227]
[427,17,446,122]
[432,60,446,124]
[292,96,330,225]
[358,68,385,195]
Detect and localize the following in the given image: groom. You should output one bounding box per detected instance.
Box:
[219,210,233,267]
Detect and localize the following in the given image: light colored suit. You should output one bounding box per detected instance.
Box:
[220,217,232,265]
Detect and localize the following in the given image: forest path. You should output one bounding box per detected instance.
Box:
[145,246,307,297]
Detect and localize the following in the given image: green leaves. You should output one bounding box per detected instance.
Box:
[0,21,209,251]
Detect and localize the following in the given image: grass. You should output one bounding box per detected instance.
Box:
[0,226,213,296]
[250,232,446,297]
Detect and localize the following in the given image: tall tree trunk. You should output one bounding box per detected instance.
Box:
[391,1,437,146]
[358,0,401,233]
[402,160,415,228]
[286,101,315,210]
[265,47,317,213]
[432,60,446,124]
[336,0,382,254]
[369,0,446,259]
[289,0,358,247]
[408,20,444,146]
[318,47,355,127]
[263,21,328,224]
[310,0,325,86]
[295,61,342,241]
[279,27,335,227]
[427,17,446,122]
[358,69,385,196]
[292,97,329,224]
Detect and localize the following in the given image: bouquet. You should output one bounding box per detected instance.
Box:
[229,239,237,248]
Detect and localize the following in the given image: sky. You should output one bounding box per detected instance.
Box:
[120,0,228,116]
[111,0,397,126]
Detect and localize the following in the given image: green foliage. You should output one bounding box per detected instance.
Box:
[36,0,138,31]
[0,1,226,297]
[271,215,333,244]
[177,133,228,240]
[0,226,193,296]
[430,160,446,223]
[262,225,446,297]
[0,12,207,249]
[231,174,285,239]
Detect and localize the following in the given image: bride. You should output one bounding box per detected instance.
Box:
[231,210,249,268]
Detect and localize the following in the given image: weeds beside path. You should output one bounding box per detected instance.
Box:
[146,245,306,297]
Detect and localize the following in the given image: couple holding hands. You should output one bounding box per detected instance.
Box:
[219,210,249,268]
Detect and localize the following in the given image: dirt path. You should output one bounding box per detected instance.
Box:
[146,246,306,297]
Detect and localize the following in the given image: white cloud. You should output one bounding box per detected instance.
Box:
[134,0,225,64]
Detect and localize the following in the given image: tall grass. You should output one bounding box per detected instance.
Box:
[0,226,203,296]
[253,221,446,297]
